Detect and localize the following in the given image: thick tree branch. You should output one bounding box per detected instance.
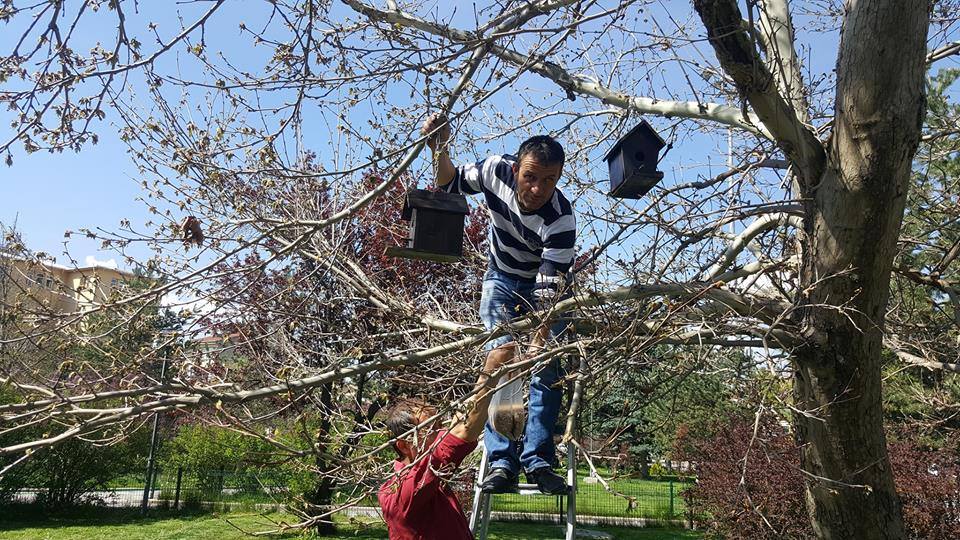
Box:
[757,0,809,122]
[895,266,960,297]
[884,337,960,373]
[694,0,826,190]
[1,273,796,455]
[342,0,770,137]
[705,212,803,280]
[927,40,960,63]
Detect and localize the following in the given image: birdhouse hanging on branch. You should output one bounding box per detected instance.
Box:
[385,189,470,263]
[604,120,666,199]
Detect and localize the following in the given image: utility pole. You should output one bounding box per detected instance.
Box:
[727,127,735,235]
[141,336,171,513]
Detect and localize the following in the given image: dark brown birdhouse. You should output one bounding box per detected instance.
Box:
[604,120,666,199]
[385,189,469,263]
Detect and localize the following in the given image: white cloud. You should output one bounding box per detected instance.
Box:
[160,290,183,308]
[161,290,213,314]
[84,255,118,269]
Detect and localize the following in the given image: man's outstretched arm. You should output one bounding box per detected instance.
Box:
[450,351,510,442]
[421,112,456,186]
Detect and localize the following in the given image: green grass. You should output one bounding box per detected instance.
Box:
[492,472,690,520]
[0,507,303,540]
[0,506,700,540]
[117,469,692,521]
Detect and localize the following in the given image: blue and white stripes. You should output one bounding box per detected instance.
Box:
[442,154,576,281]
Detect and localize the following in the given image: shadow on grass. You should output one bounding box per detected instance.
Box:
[0,503,219,531]
[0,504,388,539]
[0,503,699,540]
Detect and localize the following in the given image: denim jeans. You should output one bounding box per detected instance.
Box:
[479,266,568,475]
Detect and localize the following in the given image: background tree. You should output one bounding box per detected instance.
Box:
[169,170,489,529]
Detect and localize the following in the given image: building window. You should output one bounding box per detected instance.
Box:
[46,277,53,289]
[111,278,118,288]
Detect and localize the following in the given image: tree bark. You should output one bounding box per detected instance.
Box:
[695,0,930,537]
[794,2,929,538]
[305,383,336,534]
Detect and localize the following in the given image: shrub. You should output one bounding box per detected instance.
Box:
[26,431,148,509]
[0,384,35,503]
[0,385,149,508]
[163,425,274,496]
[674,417,809,539]
[888,438,960,539]
[675,417,960,540]
[647,462,669,478]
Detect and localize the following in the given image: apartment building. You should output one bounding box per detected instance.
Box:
[0,255,138,316]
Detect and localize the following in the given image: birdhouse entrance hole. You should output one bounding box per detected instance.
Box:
[604,120,666,199]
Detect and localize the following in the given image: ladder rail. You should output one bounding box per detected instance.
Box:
[563,352,587,540]
[469,450,490,539]
[565,441,577,540]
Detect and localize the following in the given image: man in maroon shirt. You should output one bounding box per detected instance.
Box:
[378,354,507,539]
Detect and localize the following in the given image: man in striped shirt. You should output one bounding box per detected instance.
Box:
[422,114,575,495]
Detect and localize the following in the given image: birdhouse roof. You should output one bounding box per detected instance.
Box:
[402,189,469,220]
[603,120,666,163]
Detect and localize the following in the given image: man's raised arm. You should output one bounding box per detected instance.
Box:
[450,352,510,442]
[421,113,456,187]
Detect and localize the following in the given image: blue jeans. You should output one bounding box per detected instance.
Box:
[480,267,568,475]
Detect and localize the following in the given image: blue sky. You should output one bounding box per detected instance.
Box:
[0,1,267,268]
[0,132,137,265]
[1,1,956,275]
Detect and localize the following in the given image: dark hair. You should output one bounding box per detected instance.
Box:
[383,398,434,459]
[517,135,565,166]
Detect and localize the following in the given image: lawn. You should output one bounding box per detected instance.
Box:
[134,468,691,522]
[0,506,701,540]
[492,471,691,521]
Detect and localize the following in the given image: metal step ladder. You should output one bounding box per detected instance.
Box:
[471,287,582,540]
[468,441,577,540]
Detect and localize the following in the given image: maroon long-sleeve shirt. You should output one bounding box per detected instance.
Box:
[378,430,477,540]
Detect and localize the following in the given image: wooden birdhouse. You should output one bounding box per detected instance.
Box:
[604,120,666,199]
[385,189,470,263]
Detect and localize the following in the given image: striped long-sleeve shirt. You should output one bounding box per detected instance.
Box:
[442,154,576,281]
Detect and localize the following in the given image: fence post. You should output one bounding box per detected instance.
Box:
[140,339,171,514]
[174,467,183,510]
[669,479,675,517]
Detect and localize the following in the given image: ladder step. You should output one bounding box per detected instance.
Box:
[479,484,571,496]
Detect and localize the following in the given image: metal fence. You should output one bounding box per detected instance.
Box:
[14,466,695,526]
[150,466,693,523]
[149,467,290,509]
[488,474,692,522]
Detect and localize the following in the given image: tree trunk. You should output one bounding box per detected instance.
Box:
[638,448,650,479]
[793,2,929,538]
[695,0,930,537]
[305,383,336,534]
